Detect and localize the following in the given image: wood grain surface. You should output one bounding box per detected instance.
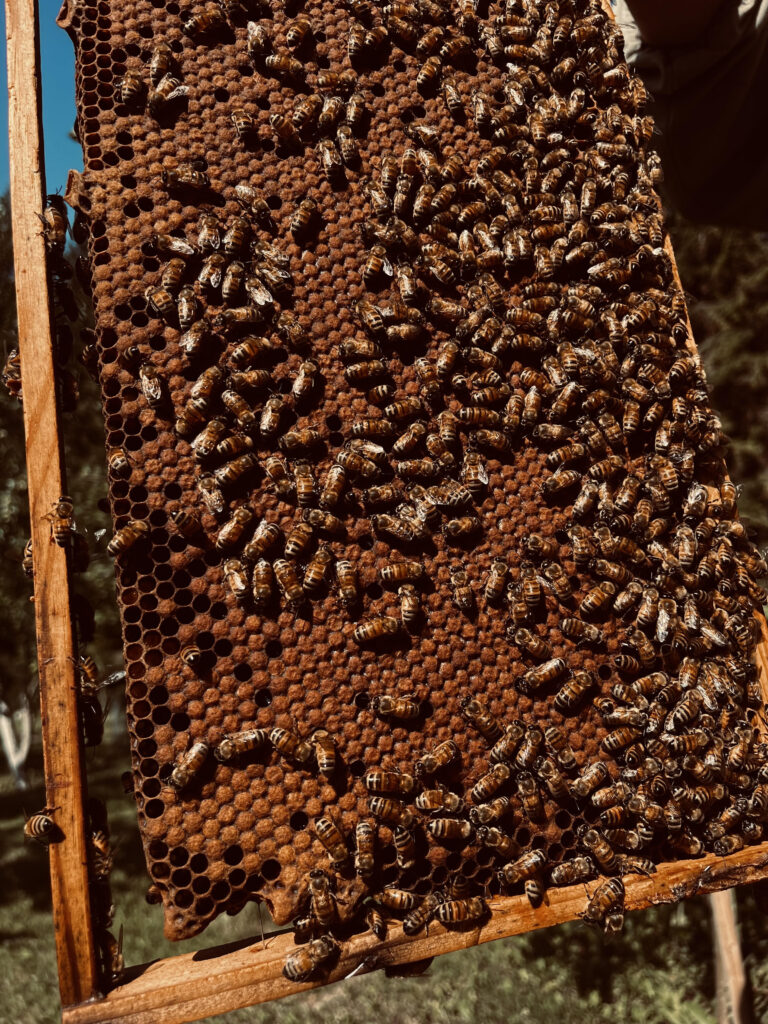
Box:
[6,0,99,1008]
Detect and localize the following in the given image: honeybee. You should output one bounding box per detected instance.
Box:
[474,824,515,858]
[351,613,403,645]
[222,558,249,601]
[460,697,502,744]
[355,821,376,879]
[291,197,319,239]
[397,584,420,631]
[316,138,343,183]
[243,521,281,563]
[583,877,624,934]
[214,728,268,762]
[187,413,227,453]
[392,825,416,871]
[264,51,305,83]
[285,463,315,512]
[371,694,419,720]
[569,761,610,800]
[161,164,210,192]
[434,896,486,926]
[106,519,149,557]
[364,768,416,796]
[137,362,166,409]
[168,510,202,543]
[169,741,210,790]
[153,231,196,259]
[273,558,305,610]
[581,829,618,874]
[427,818,473,842]
[250,558,274,610]
[299,546,331,597]
[449,567,475,615]
[320,560,356,615]
[46,496,75,546]
[312,465,346,513]
[229,107,258,144]
[579,581,617,619]
[510,628,550,661]
[377,887,419,914]
[214,453,258,490]
[484,723,522,766]
[258,397,285,440]
[416,788,464,815]
[259,455,292,501]
[456,453,487,497]
[549,855,596,888]
[520,658,567,695]
[101,925,124,987]
[41,194,68,255]
[416,740,459,777]
[292,360,320,405]
[478,560,508,605]
[148,74,189,117]
[417,55,442,94]
[398,891,440,936]
[369,796,416,829]
[281,429,322,456]
[22,537,33,578]
[147,39,177,82]
[561,618,603,646]
[445,516,481,541]
[542,562,573,601]
[215,507,254,551]
[497,849,548,888]
[178,643,203,672]
[269,726,312,767]
[118,69,145,106]
[23,808,59,844]
[283,935,338,983]
[303,870,340,929]
[470,763,510,805]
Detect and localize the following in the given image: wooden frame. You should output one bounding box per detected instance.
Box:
[7,1,768,1022]
[6,0,99,1008]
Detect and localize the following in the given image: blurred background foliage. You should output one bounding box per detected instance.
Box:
[667,213,768,542]
[2,200,768,1022]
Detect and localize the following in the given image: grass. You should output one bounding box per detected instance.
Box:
[6,720,764,1024]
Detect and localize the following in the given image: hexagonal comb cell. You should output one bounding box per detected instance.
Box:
[62,0,768,944]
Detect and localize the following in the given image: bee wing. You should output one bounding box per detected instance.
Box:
[102,670,127,690]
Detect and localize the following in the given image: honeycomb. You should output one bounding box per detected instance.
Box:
[58,0,768,950]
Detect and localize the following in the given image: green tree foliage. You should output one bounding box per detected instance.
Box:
[668,214,768,546]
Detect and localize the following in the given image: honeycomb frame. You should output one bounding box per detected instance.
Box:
[57,0,768,956]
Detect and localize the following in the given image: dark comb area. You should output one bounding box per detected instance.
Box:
[59,0,768,960]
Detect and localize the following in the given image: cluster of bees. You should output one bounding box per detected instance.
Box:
[3,188,99,410]
[59,0,768,987]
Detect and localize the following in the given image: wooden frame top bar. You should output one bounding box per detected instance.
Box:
[6,0,99,1007]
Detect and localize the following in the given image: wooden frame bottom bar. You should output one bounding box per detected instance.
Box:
[63,842,768,1024]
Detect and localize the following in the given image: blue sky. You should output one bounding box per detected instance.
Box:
[0,5,82,197]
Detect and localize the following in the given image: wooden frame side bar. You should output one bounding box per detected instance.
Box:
[6,0,99,1007]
